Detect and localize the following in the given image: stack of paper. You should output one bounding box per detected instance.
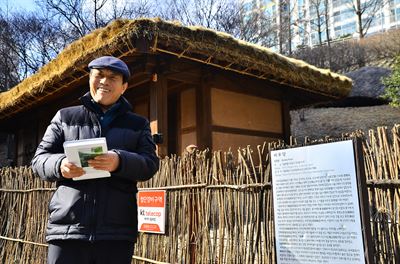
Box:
[63,137,111,181]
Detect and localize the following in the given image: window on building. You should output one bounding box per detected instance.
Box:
[311,31,327,45]
[332,0,352,6]
[366,12,383,28]
[390,9,396,22]
[342,8,354,20]
[333,8,355,23]
[332,0,340,6]
[342,22,356,35]
[311,33,318,45]
[396,8,400,21]
[334,21,356,37]
[310,16,327,31]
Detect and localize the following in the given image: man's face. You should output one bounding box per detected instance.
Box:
[89,68,128,107]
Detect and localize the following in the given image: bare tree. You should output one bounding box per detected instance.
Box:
[161,0,278,50]
[117,0,153,19]
[154,0,278,47]
[0,12,19,91]
[213,1,243,35]
[40,0,92,39]
[292,40,366,72]
[347,0,388,38]
[37,0,154,42]
[155,0,236,29]
[308,0,329,45]
[13,13,66,75]
[0,6,68,91]
[277,0,298,55]
[304,0,334,67]
[233,0,279,47]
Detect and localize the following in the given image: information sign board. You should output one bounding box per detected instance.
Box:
[137,190,166,234]
[271,140,370,264]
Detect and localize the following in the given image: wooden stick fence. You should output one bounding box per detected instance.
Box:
[1,125,400,263]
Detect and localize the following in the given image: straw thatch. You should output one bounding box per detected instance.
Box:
[0,18,352,120]
[1,124,400,263]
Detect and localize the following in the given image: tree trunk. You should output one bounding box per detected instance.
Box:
[278,0,284,53]
[318,23,323,45]
[356,0,364,38]
[324,0,332,68]
[288,16,292,55]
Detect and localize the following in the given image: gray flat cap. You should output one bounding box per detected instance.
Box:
[88,56,130,80]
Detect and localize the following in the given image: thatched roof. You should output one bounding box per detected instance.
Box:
[0,18,352,120]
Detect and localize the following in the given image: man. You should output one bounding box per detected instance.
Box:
[31,56,159,264]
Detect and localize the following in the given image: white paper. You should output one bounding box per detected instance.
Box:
[63,137,111,181]
[271,140,365,264]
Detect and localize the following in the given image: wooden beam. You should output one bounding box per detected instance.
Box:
[149,74,168,157]
[164,57,202,84]
[181,126,196,134]
[167,81,189,94]
[166,71,200,84]
[212,125,283,139]
[196,75,212,150]
[128,72,151,89]
[209,67,338,107]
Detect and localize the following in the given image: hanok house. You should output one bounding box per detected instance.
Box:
[0,18,352,166]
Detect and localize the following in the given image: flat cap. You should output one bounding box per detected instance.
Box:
[88,56,130,80]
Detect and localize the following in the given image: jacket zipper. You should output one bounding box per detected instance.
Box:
[89,113,102,242]
[90,186,97,242]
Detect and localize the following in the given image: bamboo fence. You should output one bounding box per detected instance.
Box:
[1,124,400,263]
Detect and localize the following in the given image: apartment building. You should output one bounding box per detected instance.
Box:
[242,0,400,48]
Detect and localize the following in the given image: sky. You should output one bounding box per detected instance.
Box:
[1,0,147,14]
[1,0,38,12]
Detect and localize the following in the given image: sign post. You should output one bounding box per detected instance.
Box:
[137,190,166,234]
[271,139,373,264]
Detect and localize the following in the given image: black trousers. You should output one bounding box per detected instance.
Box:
[47,240,135,264]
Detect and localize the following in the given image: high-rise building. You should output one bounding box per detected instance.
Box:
[242,0,400,49]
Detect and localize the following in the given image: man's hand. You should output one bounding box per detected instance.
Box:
[60,158,85,178]
[87,151,120,172]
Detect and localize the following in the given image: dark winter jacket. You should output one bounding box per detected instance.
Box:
[31,92,159,242]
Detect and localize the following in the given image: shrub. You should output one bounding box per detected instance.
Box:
[382,55,400,107]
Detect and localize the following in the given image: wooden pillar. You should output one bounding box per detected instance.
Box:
[149,74,168,157]
[196,78,212,150]
[282,99,291,144]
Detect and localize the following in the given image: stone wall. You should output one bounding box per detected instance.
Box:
[290,105,400,139]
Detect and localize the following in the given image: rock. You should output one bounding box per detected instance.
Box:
[345,66,391,98]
